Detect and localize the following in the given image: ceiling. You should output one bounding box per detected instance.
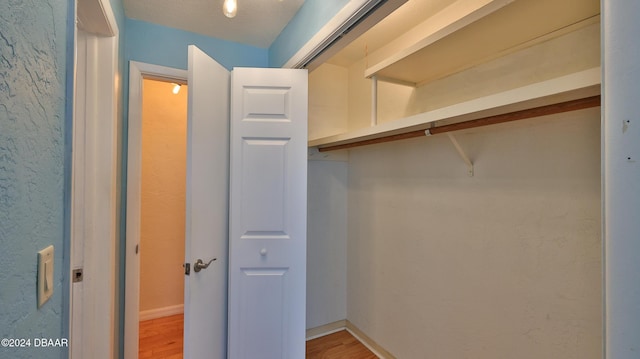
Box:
[124,0,306,48]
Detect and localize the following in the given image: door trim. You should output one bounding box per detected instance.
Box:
[71,0,119,357]
[281,0,407,69]
[124,61,187,359]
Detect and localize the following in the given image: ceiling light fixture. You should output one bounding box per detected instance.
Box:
[223,0,238,18]
[172,83,181,94]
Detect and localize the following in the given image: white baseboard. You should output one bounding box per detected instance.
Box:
[305,319,395,359]
[346,320,396,359]
[306,320,347,340]
[139,304,184,321]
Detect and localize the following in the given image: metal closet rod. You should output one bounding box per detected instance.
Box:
[317,95,601,152]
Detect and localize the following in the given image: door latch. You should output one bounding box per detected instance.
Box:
[183,263,190,276]
[72,268,83,283]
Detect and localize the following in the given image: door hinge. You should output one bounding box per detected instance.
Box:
[183,263,190,276]
[72,268,83,283]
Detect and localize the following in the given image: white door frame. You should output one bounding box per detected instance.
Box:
[124,61,188,359]
[70,0,119,357]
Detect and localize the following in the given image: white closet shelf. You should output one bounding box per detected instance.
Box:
[308,67,601,150]
[365,0,600,86]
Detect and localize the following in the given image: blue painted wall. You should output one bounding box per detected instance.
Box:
[269,0,351,67]
[125,18,268,71]
[0,0,71,358]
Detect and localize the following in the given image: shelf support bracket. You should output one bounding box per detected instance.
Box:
[371,75,378,126]
[446,133,474,177]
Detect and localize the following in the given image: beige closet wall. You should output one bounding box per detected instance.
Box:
[347,23,601,131]
[347,109,601,358]
[344,25,602,358]
[140,79,188,313]
[307,21,602,358]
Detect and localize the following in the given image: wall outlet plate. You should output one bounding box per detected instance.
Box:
[38,245,54,308]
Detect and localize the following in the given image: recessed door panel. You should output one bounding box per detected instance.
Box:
[238,268,289,359]
[242,87,291,122]
[241,138,290,238]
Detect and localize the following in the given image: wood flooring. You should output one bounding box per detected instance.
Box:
[139,314,377,358]
[306,330,378,359]
[139,314,183,359]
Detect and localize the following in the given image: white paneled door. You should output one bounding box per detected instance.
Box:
[185,46,308,359]
[184,45,230,359]
[228,68,308,359]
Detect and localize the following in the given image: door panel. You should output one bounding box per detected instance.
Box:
[228,68,308,359]
[241,138,289,235]
[238,268,289,358]
[242,87,291,121]
[184,45,229,359]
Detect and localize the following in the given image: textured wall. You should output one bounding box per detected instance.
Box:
[139,79,187,313]
[0,0,69,358]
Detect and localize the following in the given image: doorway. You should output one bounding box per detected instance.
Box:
[125,56,308,358]
[124,62,189,359]
[137,79,188,357]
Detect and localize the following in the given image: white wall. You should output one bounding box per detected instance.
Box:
[307,62,350,331]
[307,160,349,329]
[346,108,602,358]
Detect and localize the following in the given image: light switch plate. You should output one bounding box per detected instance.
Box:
[38,245,54,308]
